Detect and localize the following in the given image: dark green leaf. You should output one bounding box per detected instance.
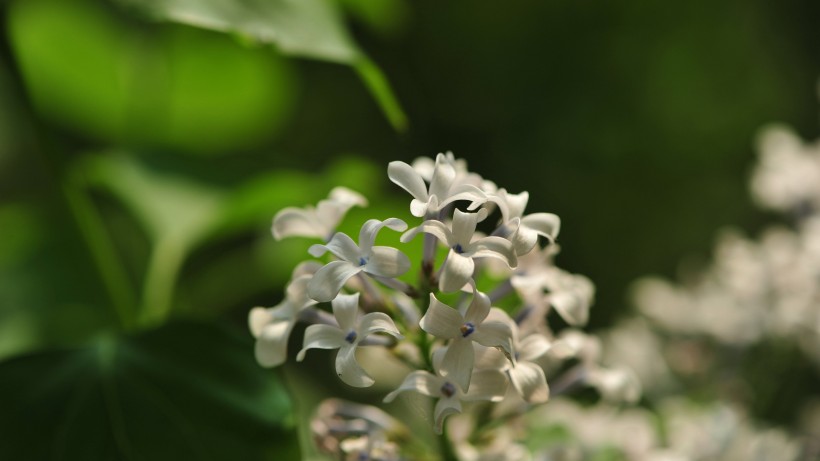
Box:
[0,321,296,460]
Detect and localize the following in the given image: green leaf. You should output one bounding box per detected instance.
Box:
[0,321,296,460]
[112,0,408,130]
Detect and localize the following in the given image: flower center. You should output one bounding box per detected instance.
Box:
[452,243,465,254]
[440,381,457,398]
[460,322,475,338]
[358,257,367,266]
[345,330,358,344]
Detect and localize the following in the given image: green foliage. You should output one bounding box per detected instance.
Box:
[0,321,296,460]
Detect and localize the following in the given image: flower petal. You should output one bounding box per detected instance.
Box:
[272,207,323,240]
[511,225,539,256]
[254,320,293,367]
[295,324,345,361]
[400,219,452,245]
[248,306,271,338]
[439,252,475,293]
[469,236,518,268]
[388,161,428,202]
[464,369,507,402]
[366,246,411,278]
[440,338,475,391]
[307,261,363,302]
[518,333,553,361]
[464,288,491,324]
[451,209,481,246]
[419,294,462,339]
[309,232,361,261]
[335,345,374,387]
[433,397,462,434]
[358,218,408,255]
[521,212,561,242]
[438,183,487,210]
[472,321,514,358]
[428,154,457,200]
[358,312,402,339]
[331,293,360,331]
[509,362,549,403]
[328,186,369,207]
[383,370,442,402]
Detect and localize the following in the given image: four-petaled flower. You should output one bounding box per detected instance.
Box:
[272,186,368,241]
[403,209,518,292]
[388,153,486,218]
[383,362,507,434]
[296,293,402,387]
[488,188,561,256]
[249,263,319,367]
[308,218,411,302]
[419,288,514,391]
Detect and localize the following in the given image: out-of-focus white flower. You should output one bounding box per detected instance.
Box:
[383,362,507,434]
[420,288,514,390]
[272,187,368,240]
[307,218,410,302]
[249,263,321,367]
[751,125,820,212]
[412,151,498,194]
[488,188,561,256]
[388,153,487,218]
[296,293,402,387]
[402,209,517,292]
[477,324,552,404]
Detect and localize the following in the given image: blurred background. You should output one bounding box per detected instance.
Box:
[1,0,819,459]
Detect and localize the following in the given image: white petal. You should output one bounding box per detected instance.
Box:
[463,288,491,324]
[438,183,487,210]
[451,209,480,246]
[464,369,507,402]
[473,344,508,370]
[358,312,402,339]
[512,226,540,256]
[285,274,315,306]
[249,306,271,338]
[472,321,514,358]
[440,338,475,391]
[550,291,590,326]
[509,362,549,403]
[365,246,411,278]
[439,253,475,293]
[433,397,462,434]
[335,345,374,387]
[328,186,368,207]
[254,320,293,367]
[332,293,360,331]
[383,370,443,402]
[469,236,517,268]
[358,218,408,255]
[409,198,429,217]
[388,161,428,202]
[518,333,553,361]
[272,207,323,240]
[419,294,462,339]
[411,156,436,181]
[400,220,453,245]
[521,212,561,241]
[307,261,363,302]
[428,154,457,198]
[504,190,530,220]
[309,232,361,261]
[295,324,345,361]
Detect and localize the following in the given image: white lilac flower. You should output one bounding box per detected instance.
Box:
[296,293,402,387]
[412,152,498,194]
[383,363,507,434]
[419,288,514,391]
[388,153,487,218]
[249,263,321,367]
[488,188,561,256]
[402,209,518,292]
[272,186,368,241]
[307,218,410,302]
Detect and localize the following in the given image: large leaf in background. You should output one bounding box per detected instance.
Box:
[113,0,407,131]
[0,321,296,460]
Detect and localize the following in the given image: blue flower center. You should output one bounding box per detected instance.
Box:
[460,322,475,338]
[440,381,457,398]
[345,330,358,344]
[452,244,465,254]
[358,257,367,266]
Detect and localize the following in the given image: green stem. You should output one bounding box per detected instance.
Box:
[64,172,137,331]
[439,422,459,461]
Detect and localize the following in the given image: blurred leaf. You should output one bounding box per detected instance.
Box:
[112,0,407,131]
[0,321,296,460]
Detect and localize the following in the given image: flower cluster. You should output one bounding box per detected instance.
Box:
[250,153,633,459]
